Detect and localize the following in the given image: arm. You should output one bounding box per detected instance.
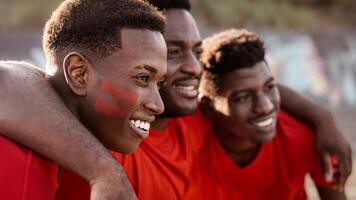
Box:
[317,186,346,200]
[278,84,352,191]
[0,61,136,200]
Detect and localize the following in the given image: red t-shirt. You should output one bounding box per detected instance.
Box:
[55,110,210,200]
[0,135,58,200]
[185,111,330,200]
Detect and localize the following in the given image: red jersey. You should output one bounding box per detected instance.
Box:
[186,111,330,200]
[55,110,210,200]
[0,135,58,200]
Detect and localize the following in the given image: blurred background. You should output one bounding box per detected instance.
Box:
[0,0,355,198]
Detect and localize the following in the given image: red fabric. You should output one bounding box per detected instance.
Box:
[0,135,58,200]
[54,110,210,200]
[185,111,330,200]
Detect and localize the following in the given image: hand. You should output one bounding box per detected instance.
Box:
[90,170,137,200]
[316,119,352,192]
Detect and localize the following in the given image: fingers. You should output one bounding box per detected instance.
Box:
[333,145,352,192]
[321,153,333,182]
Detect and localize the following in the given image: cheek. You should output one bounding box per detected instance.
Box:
[271,90,281,110]
[166,61,180,79]
[93,80,139,119]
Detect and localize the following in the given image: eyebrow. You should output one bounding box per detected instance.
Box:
[265,76,275,84]
[166,40,202,48]
[231,76,275,94]
[135,64,157,74]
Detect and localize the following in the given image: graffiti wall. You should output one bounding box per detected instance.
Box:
[262,30,356,106]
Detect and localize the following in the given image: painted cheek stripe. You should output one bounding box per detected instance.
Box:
[100,80,138,107]
[93,98,129,119]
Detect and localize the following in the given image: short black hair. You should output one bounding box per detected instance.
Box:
[148,0,191,11]
[199,29,265,97]
[43,0,165,68]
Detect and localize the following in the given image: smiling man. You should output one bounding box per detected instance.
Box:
[186,28,346,199]
[0,0,166,199]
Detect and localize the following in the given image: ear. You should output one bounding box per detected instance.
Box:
[198,94,214,118]
[63,52,90,96]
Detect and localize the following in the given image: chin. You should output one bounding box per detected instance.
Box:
[162,101,198,117]
[113,143,140,154]
[255,131,276,144]
[105,138,141,154]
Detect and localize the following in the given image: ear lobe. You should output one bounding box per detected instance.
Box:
[63,52,89,96]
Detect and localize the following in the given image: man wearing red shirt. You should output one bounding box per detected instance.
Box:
[0,0,351,199]
[55,2,349,199]
[0,0,167,199]
[186,28,345,199]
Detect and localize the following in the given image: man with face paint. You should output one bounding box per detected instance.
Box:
[184,28,346,199]
[53,0,350,199]
[0,0,167,199]
[0,0,351,199]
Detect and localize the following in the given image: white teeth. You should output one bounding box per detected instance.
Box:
[135,120,140,127]
[130,119,150,131]
[139,121,145,129]
[254,118,273,127]
[173,85,195,91]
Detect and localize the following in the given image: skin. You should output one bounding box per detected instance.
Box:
[208,62,345,199]
[57,29,167,153]
[154,9,202,126]
[0,28,167,200]
[210,61,280,167]
[0,6,351,198]
[0,61,136,200]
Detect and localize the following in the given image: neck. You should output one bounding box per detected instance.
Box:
[151,116,168,131]
[46,73,79,117]
[215,127,261,167]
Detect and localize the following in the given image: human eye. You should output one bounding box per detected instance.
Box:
[157,79,166,90]
[266,83,276,91]
[193,46,203,58]
[135,74,150,85]
[232,93,251,103]
[167,46,183,59]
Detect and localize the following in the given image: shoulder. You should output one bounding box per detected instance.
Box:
[277,110,315,142]
[0,60,45,80]
[0,135,58,199]
[276,110,317,163]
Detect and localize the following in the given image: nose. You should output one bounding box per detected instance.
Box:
[180,51,202,77]
[254,94,274,115]
[143,85,165,115]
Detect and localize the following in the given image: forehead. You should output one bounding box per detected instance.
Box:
[219,62,272,93]
[164,9,201,45]
[104,28,167,68]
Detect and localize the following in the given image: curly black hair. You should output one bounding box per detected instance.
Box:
[43,0,165,68]
[199,29,265,97]
[148,0,191,11]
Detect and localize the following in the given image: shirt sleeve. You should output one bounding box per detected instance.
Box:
[0,135,58,200]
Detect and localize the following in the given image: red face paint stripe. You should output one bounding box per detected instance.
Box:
[93,98,129,119]
[100,80,138,107]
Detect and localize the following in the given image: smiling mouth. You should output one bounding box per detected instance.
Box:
[253,118,274,127]
[251,116,276,129]
[172,84,198,97]
[129,119,150,138]
[172,78,199,98]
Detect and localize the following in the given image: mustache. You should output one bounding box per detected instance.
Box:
[249,109,277,122]
[172,76,200,84]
